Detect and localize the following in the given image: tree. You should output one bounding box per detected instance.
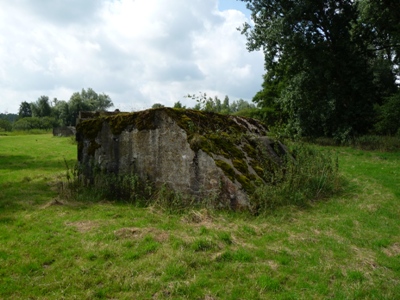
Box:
[239,0,380,138]
[221,96,231,114]
[31,96,52,118]
[18,101,32,118]
[52,100,70,126]
[358,0,400,75]
[68,92,93,126]
[80,88,113,111]
[65,88,113,126]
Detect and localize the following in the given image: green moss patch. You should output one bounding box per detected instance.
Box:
[215,160,236,182]
[232,159,249,175]
[235,174,255,193]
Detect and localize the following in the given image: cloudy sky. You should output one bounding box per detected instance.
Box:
[0,0,264,114]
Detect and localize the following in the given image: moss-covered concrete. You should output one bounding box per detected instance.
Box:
[76,108,288,208]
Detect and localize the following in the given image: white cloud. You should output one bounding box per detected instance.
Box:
[0,0,264,113]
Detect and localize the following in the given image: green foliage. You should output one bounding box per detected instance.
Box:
[0,119,12,132]
[240,0,399,138]
[0,113,18,123]
[185,92,256,116]
[51,100,70,126]
[67,88,113,126]
[250,144,341,213]
[151,103,165,108]
[13,117,57,131]
[31,95,52,118]
[374,92,400,135]
[18,101,32,118]
[173,101,186,109]
[17,88,114,128]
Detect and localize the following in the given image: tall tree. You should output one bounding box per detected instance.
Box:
[80,88,113,111]
[66,88,114,125]
[31,96,52,118]
[240,0,380,138]
[68,92,93,126]
[52,100,70,126]
[18,101,32,118]
[221,96,231,114]
[357,0,400,104]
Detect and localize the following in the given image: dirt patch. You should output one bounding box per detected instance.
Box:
[181,209,214,224]
[41,198,64,209]
[114,227,142,238]
[114,227,169,242]
[65,220,99,233]
[383,243,400,257]
[267,260,279,271]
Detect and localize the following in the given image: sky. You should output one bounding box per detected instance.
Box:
[0,0,264,114]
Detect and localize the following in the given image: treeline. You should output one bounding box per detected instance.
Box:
[239,0,400,140]
[0,88,113,132]
[0,88,259,133]
[154,93,258,117]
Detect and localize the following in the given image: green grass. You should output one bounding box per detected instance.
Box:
[0,134,399,299]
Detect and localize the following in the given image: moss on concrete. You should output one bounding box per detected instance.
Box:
[77,107,279,194]
[232,158,249,175]
[214,160,236,182]
[235,174,255,193]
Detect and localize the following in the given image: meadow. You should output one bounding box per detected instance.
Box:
[0,134,399,299]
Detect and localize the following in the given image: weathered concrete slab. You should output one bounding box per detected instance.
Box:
[76,108,288,209]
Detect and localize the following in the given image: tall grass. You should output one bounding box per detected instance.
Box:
[62,143,341,215]
[62,161,198,212]
[251,144,341,213]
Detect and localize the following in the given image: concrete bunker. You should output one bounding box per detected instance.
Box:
[53,126,76,137]
[76,108,288,209]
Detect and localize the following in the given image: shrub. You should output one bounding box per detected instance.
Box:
[0,119,12,132]
[13,117,57,131]
[374,92,400,135]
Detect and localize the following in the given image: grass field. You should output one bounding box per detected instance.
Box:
[0,134,399,299]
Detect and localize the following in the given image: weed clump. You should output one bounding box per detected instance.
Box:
[61,161,202,211]
[250,144,341,214]
[61,160,153,206]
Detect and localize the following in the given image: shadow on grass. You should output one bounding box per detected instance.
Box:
[0,179,61,212]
